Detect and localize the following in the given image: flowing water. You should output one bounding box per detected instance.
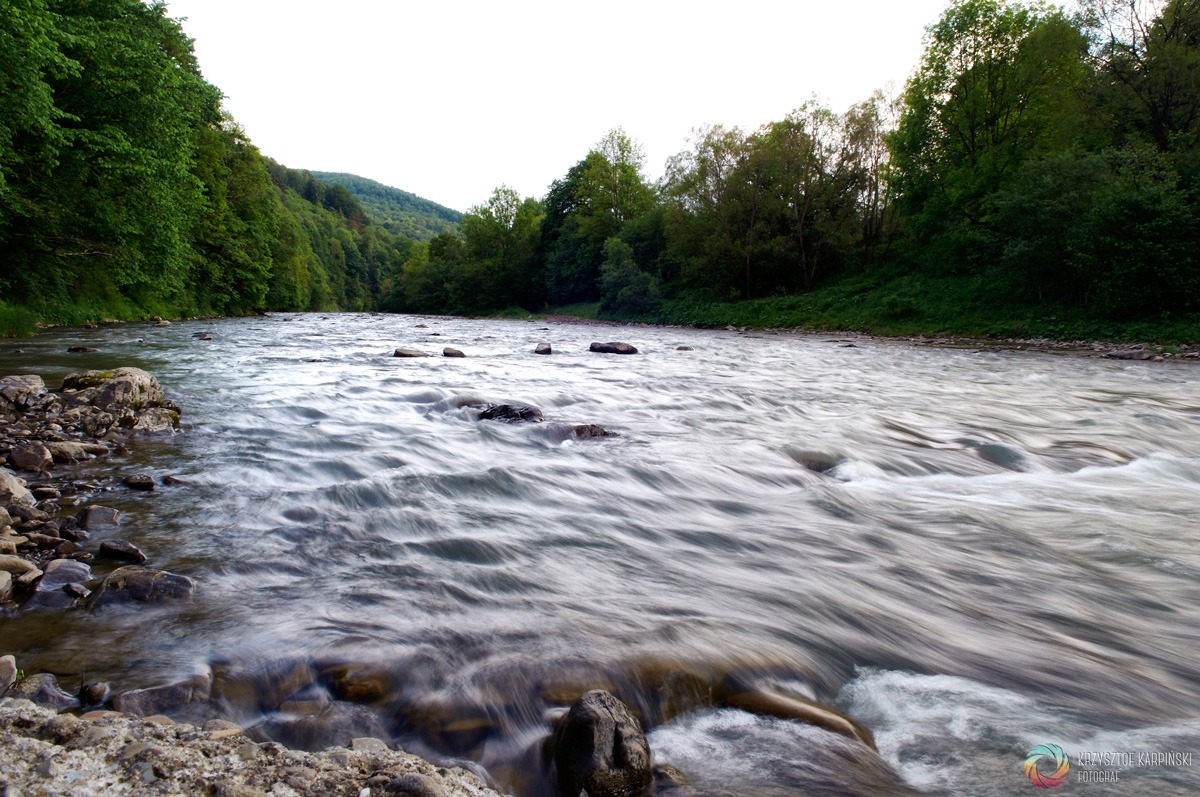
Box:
[2,313,1199,796]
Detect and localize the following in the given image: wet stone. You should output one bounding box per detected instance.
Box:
[98,539,148,564]
[10,444,52,472]
[393,348,427,358]
[535,342,552,355]
[7,673,79,711]
[122,474,155,491]
[81,505,120,530]
[590,341,639,355]
[87,565,195,609]
[478,404,543,423]
[554,690,652,797]
[37,558,92,591]
[442,347,465,358]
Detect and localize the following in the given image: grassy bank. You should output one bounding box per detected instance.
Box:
[589,271,1200,346]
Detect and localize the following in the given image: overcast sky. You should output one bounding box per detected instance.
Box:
[164,0,955,212]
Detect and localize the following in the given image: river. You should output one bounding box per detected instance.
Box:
[2,313,1198,796]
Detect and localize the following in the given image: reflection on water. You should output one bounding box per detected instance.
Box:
[2,313,1199,795]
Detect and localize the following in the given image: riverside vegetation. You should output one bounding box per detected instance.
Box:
[4,1,1200,343]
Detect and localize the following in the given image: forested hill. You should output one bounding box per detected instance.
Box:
[311,173,462,241]
[0,0,414,334]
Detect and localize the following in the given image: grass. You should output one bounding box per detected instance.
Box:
[635,271,1200,345]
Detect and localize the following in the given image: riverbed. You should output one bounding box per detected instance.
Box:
[2,313,1198,796]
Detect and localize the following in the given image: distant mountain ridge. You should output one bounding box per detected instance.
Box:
[311,172,462,241]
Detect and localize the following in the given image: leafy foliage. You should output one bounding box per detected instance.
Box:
[310,172,462,240]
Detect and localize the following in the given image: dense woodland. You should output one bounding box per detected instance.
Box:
[0,0,419,330]
[3,0,1200,340]
[383,0,1200,339]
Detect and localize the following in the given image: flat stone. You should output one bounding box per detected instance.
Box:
[442,347,465,358]
[37,559,92,591]
[81,505,120,530]
[87,565,195,609]
[478,404,543,423]
[98,540,148,564]
[112,673,212,717]
[46,441,108,462]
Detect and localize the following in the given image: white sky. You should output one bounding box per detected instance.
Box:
[164,0,955,212]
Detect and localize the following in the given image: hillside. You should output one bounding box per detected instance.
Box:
[311,172,462,241]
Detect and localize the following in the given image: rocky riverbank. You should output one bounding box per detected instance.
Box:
[0,698,507,797]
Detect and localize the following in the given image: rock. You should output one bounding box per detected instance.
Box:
[573,424,615,440]
[194,332,213,341]
[247,701,390,752]
[98,539,148,564]
[394,348,428,358]
[123,474,156,491]
[384,773,447,796]
[37,558,92,591]
[554,690,652,797]
[675,346,693,351]
[0,554,42,580]
[0,506,10,527]
[80,681,111,707]
[87,565,195,609]
[155,319,171,327]
[1106,349,1154,360]
[67,345,99,353]
[0,655,16,694]
[7,673,79,711]
[128,407,179,434]
[0,375,47,417]
[113,673,212,717]
[47,439,106,461]
[0,571,12,601]
[10,443,52,472]
[61,366,166,412]
[0,467,35,507]
[722,686,876,749]
[535,342,552,355]
[32,486,61,500]
[81,505,121,529]
[162,475,189,486]
[442,347,466,358]
[0,701,514,796]
[590,342,639,355]
[478,404,543,423]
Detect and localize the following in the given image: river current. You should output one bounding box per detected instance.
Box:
[2,313,1199,796]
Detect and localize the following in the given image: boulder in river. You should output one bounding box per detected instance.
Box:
[535,342,552,355]
[443,347,466,358]
[554,690,652,797]
[87,565,195,609]
[479,404,543,423]
[98,539,148,564]
[0,655,16,694]
[394,348,428,358]
[46,441,109,462]
[590,342,639,355]
[0,375,47,420]
[572,424,614,440]
[123,473,156,491]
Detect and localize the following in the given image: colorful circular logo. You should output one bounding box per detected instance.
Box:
[1024,744,1071,788]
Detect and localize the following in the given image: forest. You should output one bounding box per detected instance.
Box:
[0,0,417,332]
[383,0,1200,341]
[3,0,1199,341]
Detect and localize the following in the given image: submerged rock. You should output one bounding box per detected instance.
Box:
[721,685,876,750]
[554,690,652,797]
[113,673,212,718]
[123,473,156,491]
[80,505,120,530]
[479,404,543,423]
[87,565,195,609]
[394,348,428,358]
[590,342,639,355]
[572,424,614,440]
[247,701,390,752]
